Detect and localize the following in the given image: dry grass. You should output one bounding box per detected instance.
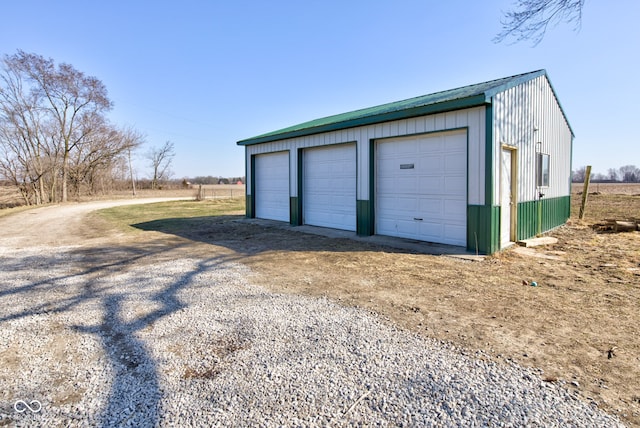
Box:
[571,183,640,222]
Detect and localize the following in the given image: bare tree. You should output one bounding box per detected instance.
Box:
[607,168,619,182]
[146,141,175,189]
[572,165,586,183]
[619,165,640,183]
[7,51,112,202]
[495,0,586,45]
[1,51,144,204]
[68,118,144,197]
[0,55,53,204]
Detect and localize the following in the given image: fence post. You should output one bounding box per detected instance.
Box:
[578,165,592,220]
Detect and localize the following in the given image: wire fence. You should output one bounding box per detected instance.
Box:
[195,185,245,200]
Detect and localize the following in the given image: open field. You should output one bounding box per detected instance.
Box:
[0,184,245,210]
[571,183,640,223]
[572,182,640,196]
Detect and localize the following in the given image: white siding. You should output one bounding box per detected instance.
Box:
[493,76,572,204]
[245,106,486,205]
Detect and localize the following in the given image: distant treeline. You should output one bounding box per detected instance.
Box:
[179,176,245,185]
[572,165,640,183]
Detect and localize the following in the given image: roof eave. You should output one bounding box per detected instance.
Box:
[237,94,489,146]
[483,69,547,98]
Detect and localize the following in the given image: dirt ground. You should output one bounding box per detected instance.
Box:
[2,183,639,425]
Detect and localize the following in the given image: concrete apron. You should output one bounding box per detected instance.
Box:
[238,218,485,261]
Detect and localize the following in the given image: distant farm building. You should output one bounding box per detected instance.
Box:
[237,70,573,254]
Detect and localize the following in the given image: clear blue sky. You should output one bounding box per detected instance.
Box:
[2,0,638,179]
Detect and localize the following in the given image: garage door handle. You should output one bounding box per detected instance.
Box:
[414,217,423,221]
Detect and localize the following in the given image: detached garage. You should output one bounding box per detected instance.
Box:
[238,70,573,254]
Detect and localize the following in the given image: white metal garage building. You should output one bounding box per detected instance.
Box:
[237,70,573,254]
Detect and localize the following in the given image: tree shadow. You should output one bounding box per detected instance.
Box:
[131,215,470,256]
[0,239,239,426]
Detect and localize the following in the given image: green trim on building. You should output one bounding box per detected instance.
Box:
[296,148,304,225]
[467,205,500,254]
[516,196,571,240]
[290,197,301,225]
[369,139,376,235]
[247,155,256,218]
[356,200,374,236]
[239,97,487,146]
[246,194,254,218]
[484,104,493,207]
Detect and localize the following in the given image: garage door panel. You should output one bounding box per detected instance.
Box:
[333,160,351,172]
[444,225,466,246]
[445,154,466,171]
[420,156,444,171]
[419,198,443,215]
[444,175,466,193]
[396,219,419,235]
[418,144,440,154]
[419,222,444,239]
[444,201,466,223]
[376,130,467,246]
[395,177,418,192]
[394,141,418,154]
[380,195,419,212]
[303,144,356,231]
[255,152,290,222]
[446,137,466,150]
[418,176,445,193]
[398,196,419,211]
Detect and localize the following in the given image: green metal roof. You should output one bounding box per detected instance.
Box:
[238,69,571,146]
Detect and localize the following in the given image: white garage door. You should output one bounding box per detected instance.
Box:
[376,130,467,246]
[303,144,356,231]
[255,151,289,222]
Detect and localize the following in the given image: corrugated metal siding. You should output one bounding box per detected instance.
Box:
[467,205,500,254]
[245,106,486,204]
[517,196,570,239]
[493,75,572,204]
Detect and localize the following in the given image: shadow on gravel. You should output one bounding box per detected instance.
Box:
[132,215,471,256]
[0,239,238,427]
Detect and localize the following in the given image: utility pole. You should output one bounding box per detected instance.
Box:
[128,148,137,197]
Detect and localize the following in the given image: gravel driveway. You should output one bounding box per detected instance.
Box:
[0,201,624,427]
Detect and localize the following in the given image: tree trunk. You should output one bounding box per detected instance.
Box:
[38,176,45,205]
[615,221,637,232]
[62,149,69,202]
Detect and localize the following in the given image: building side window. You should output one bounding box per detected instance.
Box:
[537,152,550,188]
